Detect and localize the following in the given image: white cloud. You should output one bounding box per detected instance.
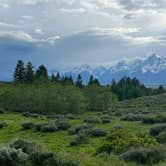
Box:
[59,8,86,14]
[0,31,37,42]
[21,15,34,20]
[0,22,17,28]
[35,29,43,34]
[0,2,9,8]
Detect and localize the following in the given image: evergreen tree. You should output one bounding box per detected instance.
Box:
[88,75,94,86]
[157,85,165,94]
[55,73,61,82]
[69,75,74,85]
[14,60,25,83]
[25,62,34,83]
[75,74,83,88]
[35,65,48,80]
[51,73,55,82]
[88,75,100,86]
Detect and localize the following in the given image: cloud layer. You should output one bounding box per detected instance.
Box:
[0,0,166,80]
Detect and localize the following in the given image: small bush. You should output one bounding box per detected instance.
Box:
[62,160,79,166]
[84,117,98,123]
[55,114,65,119]
[31,151,59,165]
[143,114,166,124]
[35,123,49,131]
[121,146,166,164]
[157,132,166,143]
[0,122,7,128]
[47,114,56,119]
[66,114,76,119]
[101,116,111,124]
[121,113,142,121]
[22,112,38,118]
[30,113,39,118]
[68,125,90,135]
[150,124,166,136]
[55,120,71,130]
[22,112,31,117]
[0,109,4,114]
[41,124,58,133]
[22,122,34,130]
[91,128,107,137]
[10,139,40,156]
[70,132,88,146]
[97,130,157,154]
[0,147,28,166]
[113,125,124,130]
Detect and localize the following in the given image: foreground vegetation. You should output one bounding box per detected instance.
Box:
[0,92,166,165]
[0,60,165,165]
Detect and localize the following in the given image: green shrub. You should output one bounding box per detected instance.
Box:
[47,114,56,119]
[91,128,107,137]
[84,117,98,123]
[22,112,31,117]
[143,114,166,124]
[0,122,7,128]
[97,130,157,154]
[41,124,58,133]
[0,109,4,114]
[55,114,65,119]
[55,120,71,130]
[121,146,166,164]
[113,125,123,130]
[22,122,34,130]
[157,132,166,143]
[68,125,90,135]
[150,124,166,136]
[35,123,49,131]
[0,147,28,166]
[65,114,76,119]
[10,139,40,156]
[70,132,88,146]
[121,113,142,121]
[62,160,79,166]
[31,151,59,166]
[101,116,111,124]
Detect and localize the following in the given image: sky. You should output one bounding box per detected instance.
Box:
[0,0,166,80]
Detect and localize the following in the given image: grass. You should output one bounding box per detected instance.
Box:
[0,111,165,166]
[0,93,166,165]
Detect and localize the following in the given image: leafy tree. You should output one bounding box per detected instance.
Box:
[14,60,25,83]
[75,74,83,88]
[25,62,34,83]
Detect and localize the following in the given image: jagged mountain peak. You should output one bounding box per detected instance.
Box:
[58,54,166,85]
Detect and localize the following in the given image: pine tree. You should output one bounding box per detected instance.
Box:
[25,62,34,83]
[55,73,61,82]
[157,85,165,94]
[51,73,55,82]
[88,75,94,86]
[14,60,25,83]
[75,74,83,88]
[69,75,74,85]
[88,75,100,86]
[35,65,48,80]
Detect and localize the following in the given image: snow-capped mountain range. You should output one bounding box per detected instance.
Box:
[56,53,166,85]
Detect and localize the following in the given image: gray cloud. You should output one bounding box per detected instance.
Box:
[0,0,166,81]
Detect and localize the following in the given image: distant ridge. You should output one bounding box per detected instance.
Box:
[54,53,166,85]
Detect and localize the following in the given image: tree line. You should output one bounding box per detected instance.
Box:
[14,60,102,88]
[13,60,165,101]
